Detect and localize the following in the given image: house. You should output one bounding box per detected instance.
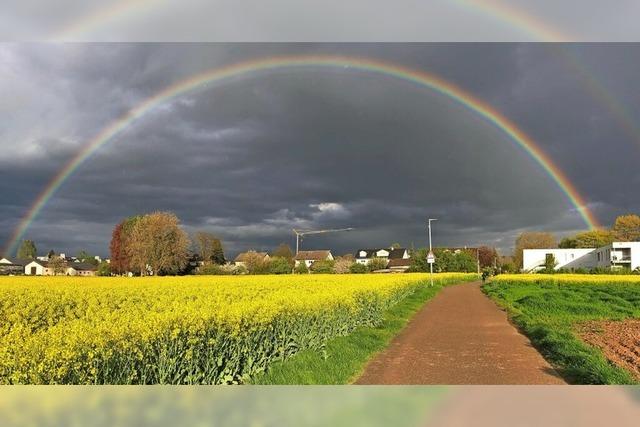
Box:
[234,251,270,267]
[65,262,98,276]
[522,242,640,272]
[294,250,333,268]
[387,258,412,272]
[355,247,410,266]
[24,259,51,275]
[0,257,29,275]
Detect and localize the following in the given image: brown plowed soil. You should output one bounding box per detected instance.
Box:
[355,282,565,384]
[579,319,640,380]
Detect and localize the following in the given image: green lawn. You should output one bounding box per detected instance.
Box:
[483,276,640,384]
[252,277,475,384]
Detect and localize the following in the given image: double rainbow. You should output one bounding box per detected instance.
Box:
[3,55,600,255]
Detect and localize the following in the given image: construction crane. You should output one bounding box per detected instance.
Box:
[293,228,354,254]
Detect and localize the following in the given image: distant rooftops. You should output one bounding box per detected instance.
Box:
[294,250,332,261]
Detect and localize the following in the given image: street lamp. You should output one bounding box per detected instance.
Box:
[427,218,437,286]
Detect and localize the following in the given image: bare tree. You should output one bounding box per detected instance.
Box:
[514,232,556,270]
[48,255,66,276]
[127,212,190,276]
[194,232,225,265]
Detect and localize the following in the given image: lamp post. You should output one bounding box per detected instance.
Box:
[428,218,437,286]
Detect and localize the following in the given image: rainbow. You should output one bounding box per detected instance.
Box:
[454,0,573,41]
[3,55,600,255]
[50,0,640,146]
[50,0,162,41]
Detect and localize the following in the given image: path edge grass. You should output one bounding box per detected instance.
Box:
[251,278,475,384]
[482,280,638,385]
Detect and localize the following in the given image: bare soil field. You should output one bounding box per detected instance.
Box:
[579,320,640,381]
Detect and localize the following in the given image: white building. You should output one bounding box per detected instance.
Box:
[355,248,410,265]
[24,260,51,275]
[294,250,333,268]
[522,242,640,272]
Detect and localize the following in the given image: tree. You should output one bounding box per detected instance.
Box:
[333,256,353,274]
[294,262,309,274]
[574,230,614,248]
[543,253,557,273]
[310,259,335,274]
[272,243,294,260]
[47,249,56,260]
[390,243,401,249]
[97,261,111,277]
[428,249,476,273]
[268,257,293,274]
[408,248,429,272]
[77,250,99,265]
[127,212,190,276]
[110,216,142,275]
[514,232,556,270]
[477,246,498,269]
[194,232,225,265]
[48,255,66,276]
[243,251,269,274]
[16,240,37,259]
[349,262,368,274]
[367,257,388,272]
[613,214,640,241]
[558,237,577,248]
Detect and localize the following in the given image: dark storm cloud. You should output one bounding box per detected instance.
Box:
[1,43,640,257]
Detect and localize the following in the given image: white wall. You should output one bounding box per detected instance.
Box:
[523,242,640,272]
[522,248,595,271]
[594,242,640,270]
[24,261,46,275]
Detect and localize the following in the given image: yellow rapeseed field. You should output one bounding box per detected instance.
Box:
[0,273,473,384]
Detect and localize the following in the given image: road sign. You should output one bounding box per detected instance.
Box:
[427,251,435,264]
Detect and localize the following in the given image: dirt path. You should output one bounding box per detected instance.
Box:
[355,281,565,384]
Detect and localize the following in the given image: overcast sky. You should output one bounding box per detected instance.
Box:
[1,43,639,257]
[2,1,640,42]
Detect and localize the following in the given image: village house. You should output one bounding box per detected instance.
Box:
[24,259,52,276]
[234,251,270,267]
[0,257,29,275]
[23,259,98,276]
[294,250,334,268]
[65,263,98,276]
[354,247,410,266]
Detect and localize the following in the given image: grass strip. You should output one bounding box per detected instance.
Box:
[251,279,454,385]
[483,279,639,384]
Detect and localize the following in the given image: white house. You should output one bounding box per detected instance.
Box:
[234,251,270,267]
[294,250,333,268]
[355,248,410,265]
[24,260,51,275]
[522,242,640,272]
[65,263,98,276]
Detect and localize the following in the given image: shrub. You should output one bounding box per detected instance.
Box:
[293,263,309,274]
[349,263,368,274]
[268,257,293,275]
[310,260,335,274]
[333,257,353,274]
[367,257,388,272]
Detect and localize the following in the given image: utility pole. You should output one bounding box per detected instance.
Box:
[427,218,437,286]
